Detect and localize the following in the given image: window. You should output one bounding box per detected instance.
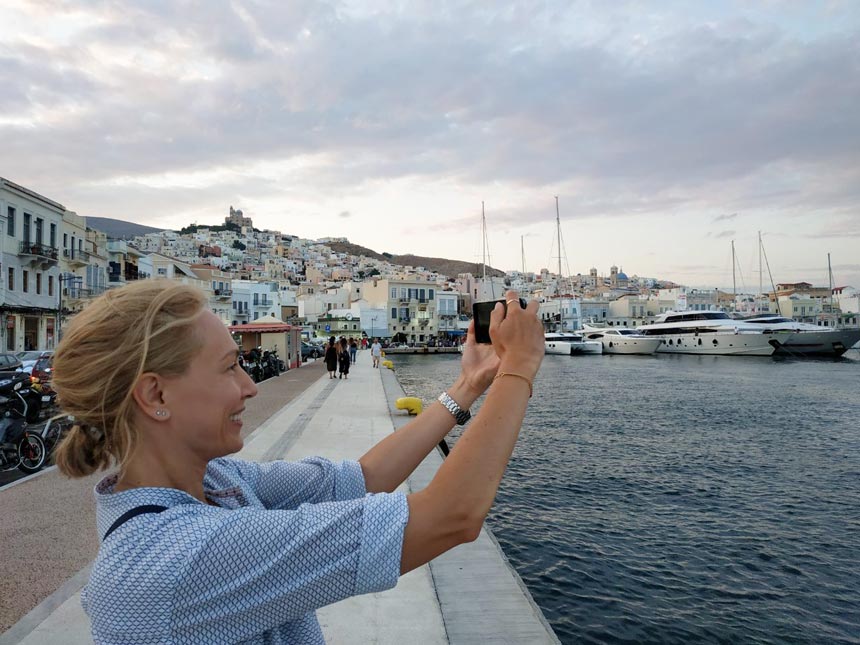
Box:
[35,217,43,244]
[63,233,68,248]
[7,267,13,291]
[429,289,434,300]
[6,207,14,236]
[48,275,54,297]
[23,213,31,242]
[157,267,167,275]
[49,223,56,248]
[22,270,29,293]
[391,307,397,319]
[36,273,41,295]
[390,287,397,299]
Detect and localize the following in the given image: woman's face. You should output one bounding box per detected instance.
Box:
[163,311,258,460]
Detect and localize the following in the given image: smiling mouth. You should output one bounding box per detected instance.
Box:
[229,410,244,423]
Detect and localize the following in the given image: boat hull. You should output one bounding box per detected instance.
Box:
[770,329,860,357]
[599,337,662,355]
[650,332,778,356]
[545,341,603,355]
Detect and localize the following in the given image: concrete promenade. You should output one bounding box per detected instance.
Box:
[1,352,559,644]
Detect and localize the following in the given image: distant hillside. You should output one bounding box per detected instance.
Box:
[86,216,167,239]
[326,241,506,279]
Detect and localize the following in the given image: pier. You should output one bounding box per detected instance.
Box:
[0,353,558,644]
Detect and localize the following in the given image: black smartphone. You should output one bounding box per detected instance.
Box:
[472,298,527,344]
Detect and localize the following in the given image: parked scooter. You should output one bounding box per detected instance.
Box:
[0,372,47,474]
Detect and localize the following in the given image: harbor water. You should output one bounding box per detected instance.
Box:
[391,350,860,644]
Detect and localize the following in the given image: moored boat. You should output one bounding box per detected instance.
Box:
[636,311,784,356]
[545,332,602,355]
[582,326,662,355]
[741,315,860,357]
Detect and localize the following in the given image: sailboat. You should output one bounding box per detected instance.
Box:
[544,197,602,356]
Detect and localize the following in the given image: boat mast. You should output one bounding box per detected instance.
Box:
[732,239,736,311]
[555,196,563,288]
[758,231,763,313]
[828,252,834,324]
[521,235,526,275]
[481,201,487,282]
[556,196,563,331]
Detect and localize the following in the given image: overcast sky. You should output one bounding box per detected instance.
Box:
[2,0,858,289]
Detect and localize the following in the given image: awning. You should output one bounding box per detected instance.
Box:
[444,330,466,336]
[229,323,292,333]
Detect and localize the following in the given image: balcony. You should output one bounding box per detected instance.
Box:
[108,269,149,283]
[63,248,91,267]
[214,288,233,299]
[18,241,59,267]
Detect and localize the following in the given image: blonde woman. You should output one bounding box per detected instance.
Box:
[53,281,544,644]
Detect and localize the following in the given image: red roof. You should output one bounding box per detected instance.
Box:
[228,323,293,333]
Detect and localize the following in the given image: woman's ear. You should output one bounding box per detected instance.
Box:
[132,373,170,422]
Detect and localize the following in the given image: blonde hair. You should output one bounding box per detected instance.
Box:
[53,280,207,477]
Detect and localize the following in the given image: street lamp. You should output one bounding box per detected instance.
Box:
[370,315,377,340]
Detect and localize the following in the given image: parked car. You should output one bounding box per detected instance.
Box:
[301,341,322,361]
[0,352,24,371]
[16,350,53,375]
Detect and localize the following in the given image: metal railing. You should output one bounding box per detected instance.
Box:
[19,241,59,260]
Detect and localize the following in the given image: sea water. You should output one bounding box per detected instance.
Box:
[392,351,860,644]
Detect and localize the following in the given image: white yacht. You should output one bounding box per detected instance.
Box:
[545,332,603,355]
[636,311,786,356]
[741,315,860,357]
[582,326,662,355]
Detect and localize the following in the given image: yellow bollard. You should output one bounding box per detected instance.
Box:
[395,397,423,415]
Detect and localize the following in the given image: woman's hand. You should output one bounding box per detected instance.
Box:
[459,320,501,398]
[489,290,544,379]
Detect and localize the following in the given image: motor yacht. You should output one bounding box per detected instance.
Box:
[741,315,860,357]
[636,311,785,356]
[582,326,662,355]
[545,332,602,355]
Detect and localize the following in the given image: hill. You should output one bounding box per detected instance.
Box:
[326,241,506,279]
[86,216,167,239]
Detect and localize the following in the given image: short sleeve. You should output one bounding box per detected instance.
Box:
[170,492,409,643]
[211,457,367,510]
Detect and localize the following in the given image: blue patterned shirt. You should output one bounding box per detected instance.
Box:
[83,457,409,644]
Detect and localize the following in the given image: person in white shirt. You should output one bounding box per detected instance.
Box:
[370,339,382,368]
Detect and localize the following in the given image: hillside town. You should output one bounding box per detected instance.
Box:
[2,176,858,354]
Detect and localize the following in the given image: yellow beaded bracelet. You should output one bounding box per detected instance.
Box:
[493,371,533,397]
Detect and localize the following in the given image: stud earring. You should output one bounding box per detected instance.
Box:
[155,409,168,417]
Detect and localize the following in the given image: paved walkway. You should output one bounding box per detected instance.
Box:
[2,352,558,644]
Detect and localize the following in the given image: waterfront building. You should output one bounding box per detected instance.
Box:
[362,278,441,344]
[106,240,146,286]
[0,177,63,350]
[190,264,235,325]
[58,211,108,322]
[231,279,280,324]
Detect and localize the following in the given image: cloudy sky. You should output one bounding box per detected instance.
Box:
[2,0,858,289]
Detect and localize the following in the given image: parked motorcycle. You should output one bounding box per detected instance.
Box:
[261,349,280,379]
[0,372,47,474]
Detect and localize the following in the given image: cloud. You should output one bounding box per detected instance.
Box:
[713,212,738,222]
[1,1,859,285]
[707,230,737,239]
[338,210,352,219]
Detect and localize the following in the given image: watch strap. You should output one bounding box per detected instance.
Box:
[438,391,471,425]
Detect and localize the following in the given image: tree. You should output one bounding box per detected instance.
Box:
[232,240,246,251]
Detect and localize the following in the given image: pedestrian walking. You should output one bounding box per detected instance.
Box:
[349,338,358,364]
[324,336,338,379]
[371,338,382,368]
[338,338,350,379]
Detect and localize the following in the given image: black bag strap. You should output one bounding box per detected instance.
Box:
[103,505,168,541]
